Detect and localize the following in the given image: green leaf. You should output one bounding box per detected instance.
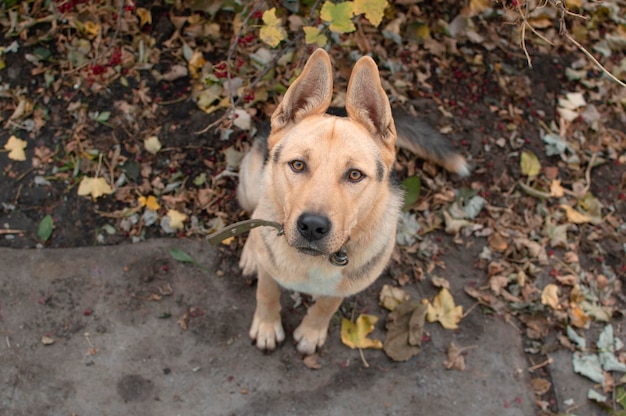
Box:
[321,1,356,33]
[402,176,421,210]
[520,150,541,177]
[38,215,54,242]
[303,26,328,47]
[96,111,111,122]
[353,0,388,27]
[169,248,196,264]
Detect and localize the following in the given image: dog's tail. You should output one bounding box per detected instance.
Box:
[393,109,470,177]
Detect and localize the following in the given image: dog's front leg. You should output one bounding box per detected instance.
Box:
[250,269,285,351]
[294,296,343,355]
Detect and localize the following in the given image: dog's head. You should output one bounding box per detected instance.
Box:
[266,49,397,257]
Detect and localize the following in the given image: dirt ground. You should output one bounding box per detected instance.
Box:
[1,1,626,415]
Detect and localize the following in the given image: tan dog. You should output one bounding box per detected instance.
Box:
[237,49,468,355]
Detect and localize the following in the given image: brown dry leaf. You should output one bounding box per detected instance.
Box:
[489,275,509,296]
[178,311,190,331]
[303,353,322,370]
[541,284,560,310]
[379,284,410,311]
[555,274,578,286]
[531,378,552,396]
[383,300,427,362]
[444,342,472,371]
[488,232,508,252]
[431,276,450,289]
[550,179,565,197]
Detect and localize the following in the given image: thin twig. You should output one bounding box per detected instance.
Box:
[565,33,626,88]
[528,356,553,372]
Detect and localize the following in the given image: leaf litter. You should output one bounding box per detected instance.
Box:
[0,0,625,413]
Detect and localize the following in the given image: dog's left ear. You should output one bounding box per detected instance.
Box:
[346,56,396,150]
[271,49,333,133]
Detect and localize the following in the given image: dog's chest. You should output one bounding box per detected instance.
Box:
[278,267,344,297]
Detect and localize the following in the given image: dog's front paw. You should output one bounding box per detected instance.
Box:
[249,313,285,351]
[293,323,329,355]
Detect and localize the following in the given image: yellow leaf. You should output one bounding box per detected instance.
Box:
[77,177,113,200]
[136,7,152,26]
[569,304,590,328]
[468,0,491,15]
[167,209,187,230]
[425,288,463,330]
[303,26,328,47]
[144,136,162,154]
[550,179,564,197]
[541,284,560,310]
[353,0,388,27]
[260,8,287,48]
[138,195,160,211]
[84,21,101,37]
[188,50,206,78]
[341,314,383,350]
[560,204,592,224]
[4,135,27,161]
[520,150,541,177]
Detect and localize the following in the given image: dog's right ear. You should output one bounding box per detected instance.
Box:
[271,49,333,133]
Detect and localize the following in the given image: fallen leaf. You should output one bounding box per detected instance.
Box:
[521,150,541,177]
[541,284,560,310]
[425,288,463,330]
[379,284,409,311]
[550,179,565,197]
[138,195,160,211]
[167,209,187,230]
[144,136,162,154]
[303,26,328,47]
[572,352,605,384]
[177,311,190,330]
[431,276,450,289]
[38,215,54,242]
[341,314,383,350]
[383,300,427,362]
[444,342,467,371]
[321,1,356,33]
[353,0,388,27]
[560,204,592,224]
[259,8,287,47]
[136,7,152,26]
[303,353,322,370]
[41,335,55,345]
[569,305,590,328]
[488,232,508,252]
[4,135,27,161]
[77,177,113,200]
[531,378,551,395]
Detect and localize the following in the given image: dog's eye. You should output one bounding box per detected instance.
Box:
[289,160,306,172]
[347,169,364,182]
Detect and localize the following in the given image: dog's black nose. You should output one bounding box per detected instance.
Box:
[297,213,331,241]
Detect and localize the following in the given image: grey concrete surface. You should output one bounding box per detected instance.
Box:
[0,238,585,415]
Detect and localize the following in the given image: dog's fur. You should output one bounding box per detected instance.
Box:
[237,49,468,355]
